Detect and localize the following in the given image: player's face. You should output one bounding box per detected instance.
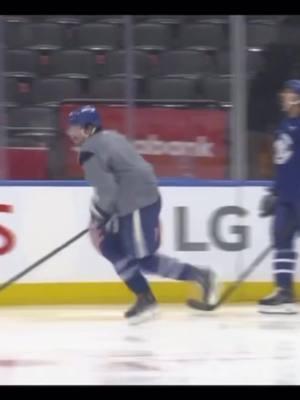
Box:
[280,89,300,112]
[66,125,88,145]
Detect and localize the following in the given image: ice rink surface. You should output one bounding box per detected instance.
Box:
[0,304,300,385]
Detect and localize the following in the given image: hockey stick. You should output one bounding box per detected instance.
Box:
[188,213,299,311]
[187,244,272,311]
[0,228,88,293]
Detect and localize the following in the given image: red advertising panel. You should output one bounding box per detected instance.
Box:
[60,103,228,179]
[5,148,48,179]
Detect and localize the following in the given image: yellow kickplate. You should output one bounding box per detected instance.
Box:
[0,281,299,306]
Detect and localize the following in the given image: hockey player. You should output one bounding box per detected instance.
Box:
[66,105,217,323]
[259,79,300,314]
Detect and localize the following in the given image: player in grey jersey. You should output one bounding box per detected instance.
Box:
[67,105,218,323]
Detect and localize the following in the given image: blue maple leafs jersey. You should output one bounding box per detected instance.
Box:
[274,117,300,201]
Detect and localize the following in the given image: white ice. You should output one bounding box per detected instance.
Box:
[0,304,300,385]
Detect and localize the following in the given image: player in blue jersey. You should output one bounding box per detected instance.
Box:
[259,80,300,314]
[66,105,218,324]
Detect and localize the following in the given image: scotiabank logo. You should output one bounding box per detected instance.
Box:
[0,204,15,255]
[134,135,215,157]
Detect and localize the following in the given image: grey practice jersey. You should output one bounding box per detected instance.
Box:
[79,130,160,217]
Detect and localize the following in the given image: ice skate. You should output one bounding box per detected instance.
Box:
[187,268,219,310]
[125,291,159,325]
[258,288,298,315]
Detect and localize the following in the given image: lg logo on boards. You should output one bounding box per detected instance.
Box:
[175,206,249,252]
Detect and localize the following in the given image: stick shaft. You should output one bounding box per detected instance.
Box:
[215,245,272,308]
[0,228,88,292]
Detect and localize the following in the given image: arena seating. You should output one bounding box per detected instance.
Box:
[3,15,283,109]
[2,15,289,179]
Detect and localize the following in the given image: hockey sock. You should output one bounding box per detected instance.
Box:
[273,250,297,291]
[114,258,152,295]
[140,254,204,281]
[125,272,152,295]
[177,264,206,281]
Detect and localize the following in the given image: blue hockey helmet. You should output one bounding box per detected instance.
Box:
[68,105,102,129]
[284,80,300,96]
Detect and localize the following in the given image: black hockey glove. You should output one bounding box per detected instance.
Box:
[259,187,277,218]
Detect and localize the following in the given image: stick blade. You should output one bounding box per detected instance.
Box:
[187,298,216,311]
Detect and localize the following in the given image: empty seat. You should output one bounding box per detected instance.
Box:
[44,15,82,25]
[96,15,125,24]
[145,15,185,25]
[77,23,119,51]
[215,51,230,76]
[51,50,93,79]
[3,15,30,23]
[133,23,171,52]
[133,16,149,23]
[3,78,19,107]
[276,24,300,46]
[1,78,32,107]
[247,22,278,51]
[148,77,197,100]
[7,107,57,130]
[75,15,101,23]
[27,15,48,22]
[96,15,147,24]
[178,23,224,51]
[4,20,30,49]
[193,15,229,24]
[247,15,285,23]
[247,51,264,75]
[6,106,57,141]
[103,50,152,79]
[6,136,46,147]
[159,50,211,78]
[26,23,64,51]
[32,78,81,106]
[89,78,133,100]
[203,76,231,103]
[5,50,38,78]
[215,50,264,76]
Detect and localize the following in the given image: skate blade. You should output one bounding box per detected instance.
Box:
[127,306,160,326]
[186,298,214,311]
[259,303,298,315]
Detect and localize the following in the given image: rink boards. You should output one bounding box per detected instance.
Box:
[0,180,299,305]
